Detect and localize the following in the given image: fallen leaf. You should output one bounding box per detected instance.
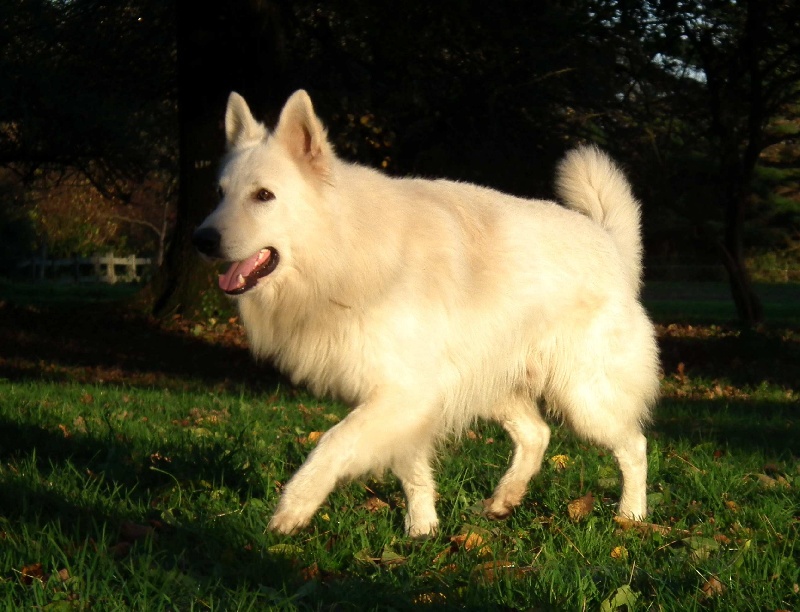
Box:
[683,536,721,561]
[20,562,44,585]
[550,454,570,470]
[307,431,323,444]
[354,546,406,567]
[750,473,790,489]
[301,562,319,581]
[701,575,726,599]
[268,543,304,557]
[362,496,390,512]
[379,546,406,566]
[614,515,683,537]
[567,492,594,522]
[451,531,485,551]
[600,585,640,611]
[610,545,628,560]
[470,560,516,582]
[354,548,377,564]
[434,525,494,562]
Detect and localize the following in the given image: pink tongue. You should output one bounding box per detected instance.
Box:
[218,249,270,293]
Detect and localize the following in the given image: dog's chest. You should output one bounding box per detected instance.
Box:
[248,301,381,404]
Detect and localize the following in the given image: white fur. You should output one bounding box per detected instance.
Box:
[197,90,660,536]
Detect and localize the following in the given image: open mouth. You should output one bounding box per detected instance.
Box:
[218,247,279,295]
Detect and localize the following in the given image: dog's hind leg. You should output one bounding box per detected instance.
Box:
[268,393,437,535]
[611,431,648,519]
[484,395,551,520]
[551,380,651,520]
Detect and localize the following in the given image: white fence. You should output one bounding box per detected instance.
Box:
[17,253,153,284]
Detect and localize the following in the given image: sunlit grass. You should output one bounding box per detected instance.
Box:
[1,379,797,610]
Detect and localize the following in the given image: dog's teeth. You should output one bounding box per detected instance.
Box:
[237,274,245,285]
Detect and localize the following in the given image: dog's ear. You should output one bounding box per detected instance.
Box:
[274,90,331,176]
[225,92,267,149]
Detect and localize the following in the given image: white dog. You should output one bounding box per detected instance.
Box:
[192,90,660,537]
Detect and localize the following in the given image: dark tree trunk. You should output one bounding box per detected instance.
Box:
[152,0,287,317]
[719,180,763,326]
[718,0,765,327]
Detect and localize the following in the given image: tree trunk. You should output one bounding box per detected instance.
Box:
[719,187,763,326]
[152,0,286,317]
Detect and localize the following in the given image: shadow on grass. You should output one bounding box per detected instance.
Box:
[0,417,492,609]
[658,325,800,391]
[652,398,800,455]
[0,300,286,392]
[1,395,797,609]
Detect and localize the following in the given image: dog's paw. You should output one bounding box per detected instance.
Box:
[482,497,514,520]
[405,519,439,540]
[267,510,311,535]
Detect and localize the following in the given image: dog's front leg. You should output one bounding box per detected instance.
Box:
[268,395,434,535]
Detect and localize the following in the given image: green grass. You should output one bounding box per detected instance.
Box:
[642,281,800,326]
[0,280,798,609]
[0,279,140,308]
[0,381,797,610]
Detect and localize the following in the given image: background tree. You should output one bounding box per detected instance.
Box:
[151,0,288,316]
[2,0,798,323]
[0,0,177,258]
[155,0,627,315]
[608,0,800,325]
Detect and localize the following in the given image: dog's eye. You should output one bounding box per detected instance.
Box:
[255,188,275,203]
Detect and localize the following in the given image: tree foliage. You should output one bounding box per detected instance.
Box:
[607,0,800,323]
[2,0,799,323]
[0,0,177,261]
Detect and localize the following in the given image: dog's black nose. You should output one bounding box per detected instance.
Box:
[192,227,222,257]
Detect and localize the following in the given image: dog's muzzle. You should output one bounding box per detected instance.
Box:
[192,227,222,258]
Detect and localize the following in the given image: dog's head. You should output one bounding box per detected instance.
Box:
[192,90,334,296]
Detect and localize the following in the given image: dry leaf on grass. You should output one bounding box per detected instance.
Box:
[701,575,726,599]
[600,585,640,611]
[550,454,570,470]
[434,525,494,562]
[301,562,320,581]
[614,515,683,537]
[610,545,628,560]
[567,492,594,522]
[470,560,517,582]
[750,473,790,489]
[361,496,390,512]
[20,562,44,585]
[354,546,406,567]
[451,531,485,551]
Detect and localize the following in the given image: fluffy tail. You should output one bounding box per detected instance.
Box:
[555,146,643,290]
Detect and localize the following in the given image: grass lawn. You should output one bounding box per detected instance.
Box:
[0,281,798,610]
